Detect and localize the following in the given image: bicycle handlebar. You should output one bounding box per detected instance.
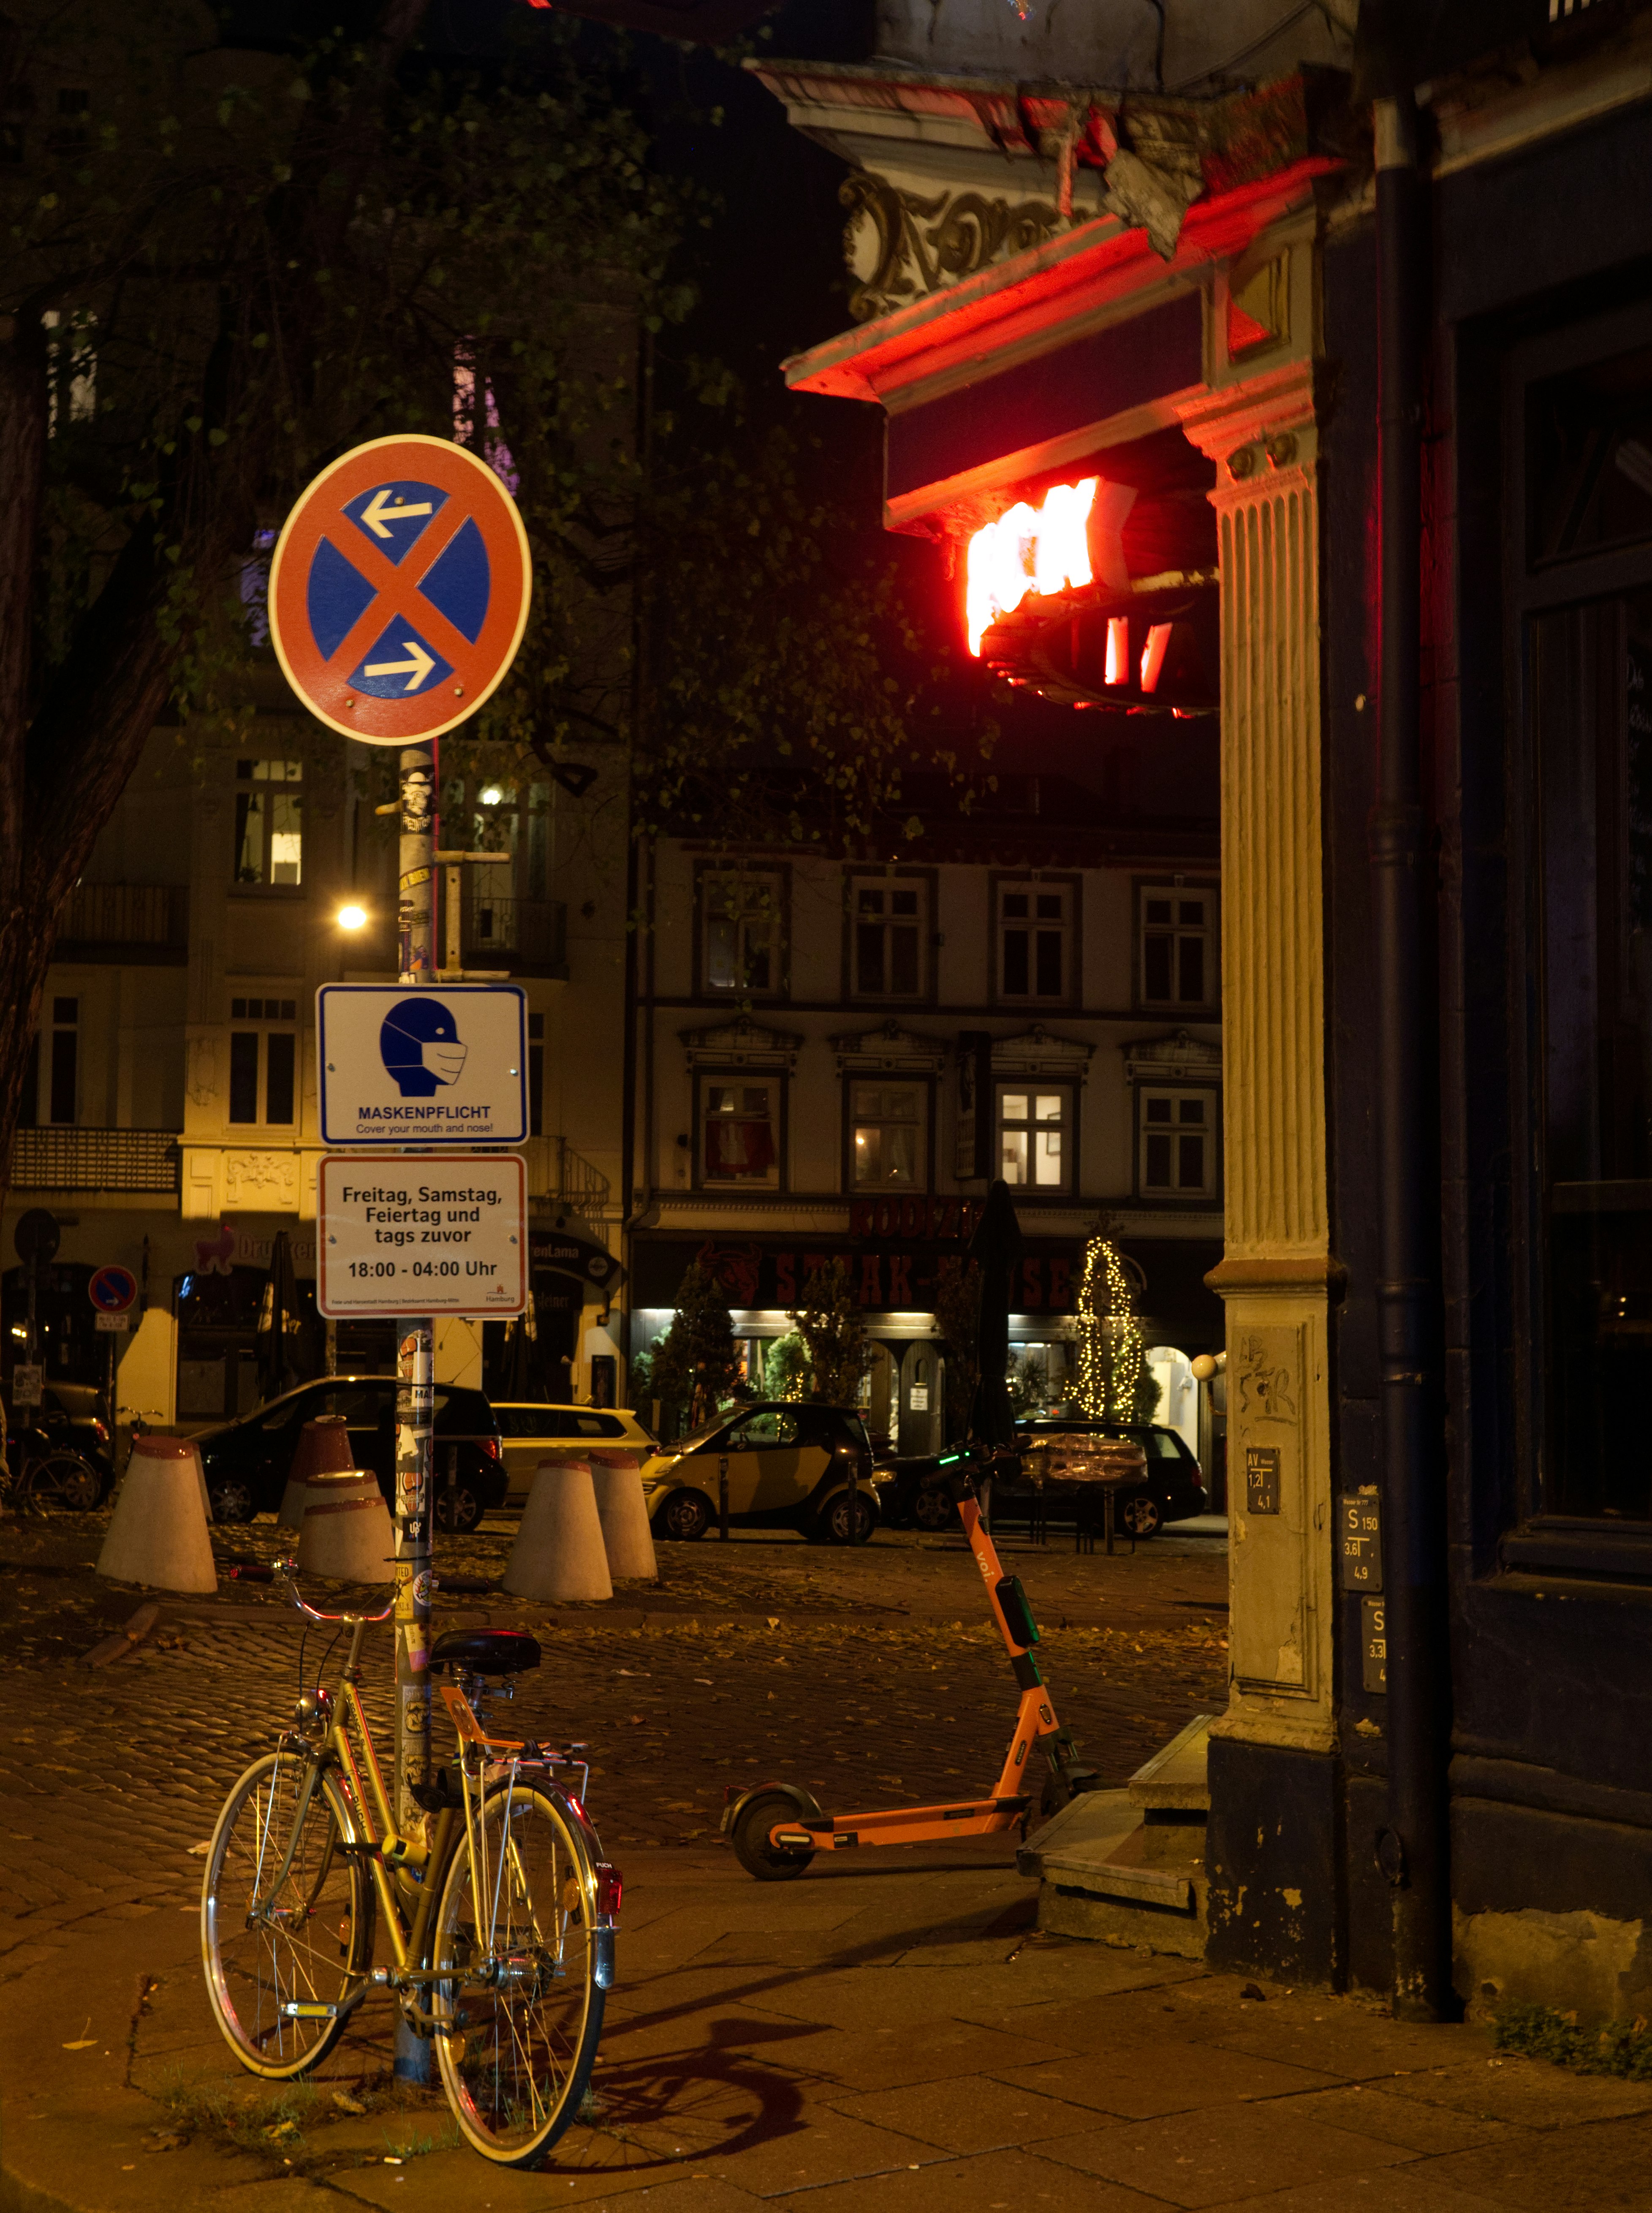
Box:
[229,1557,396,1626]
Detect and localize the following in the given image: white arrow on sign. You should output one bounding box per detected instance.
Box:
[364,639,435,691]
[361,487,434,539]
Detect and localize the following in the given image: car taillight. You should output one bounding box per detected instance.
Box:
[593,1864,622,1922]
[481,1435,501,1459]
[92,1419,109,1444]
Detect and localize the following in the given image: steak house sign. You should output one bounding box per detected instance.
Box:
[636,1215,1080,1318]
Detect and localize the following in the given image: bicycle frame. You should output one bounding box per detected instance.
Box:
[240,1566,615,2025]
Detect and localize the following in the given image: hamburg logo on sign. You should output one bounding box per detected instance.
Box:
[317,983,527,1147]
[268,434,531,745]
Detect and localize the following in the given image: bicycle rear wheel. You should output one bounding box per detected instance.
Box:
[432,1783,606,2167]
[201,1751,373,2078]
[19,1452,101,1511]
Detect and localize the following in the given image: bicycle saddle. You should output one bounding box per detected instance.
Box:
[429,1628,541,1675]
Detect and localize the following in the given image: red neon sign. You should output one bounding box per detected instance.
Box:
[964,476,1137,657]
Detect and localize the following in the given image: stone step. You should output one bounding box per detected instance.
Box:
[1128,1711,1214,1811]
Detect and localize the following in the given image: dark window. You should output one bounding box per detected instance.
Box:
[265,1032,296,1125]
[1534,585,1652,1518]
[726,1408,800,1449]
[18,1034,38,1127]
[1000,884,1069,1000]
[229,1033,259,1123]
[1141,888,1213,1007]
[49,1030,76,1124]
[852,882,924,998]
[1530,340,1652,565]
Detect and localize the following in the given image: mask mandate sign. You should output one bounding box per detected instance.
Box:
[317,1154,526,1319]
[317,982,527,1147]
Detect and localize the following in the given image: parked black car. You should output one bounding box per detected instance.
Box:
[193,1376,505,1532]
[888,1417,1207,1539]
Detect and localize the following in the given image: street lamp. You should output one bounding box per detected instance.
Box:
[337,903,368,932]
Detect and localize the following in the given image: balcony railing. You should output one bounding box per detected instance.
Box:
[11,1127,181,1193]
[461,894,566,976]
[56,883,187,962]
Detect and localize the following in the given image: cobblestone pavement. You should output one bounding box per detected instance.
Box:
[0,1506,1227,1982]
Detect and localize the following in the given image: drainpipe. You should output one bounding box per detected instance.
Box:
[1370,84,1451,2020]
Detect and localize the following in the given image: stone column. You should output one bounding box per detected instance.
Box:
[1180,356,1343,1985]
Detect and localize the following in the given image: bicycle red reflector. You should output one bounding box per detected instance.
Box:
[594,1864,622,1920]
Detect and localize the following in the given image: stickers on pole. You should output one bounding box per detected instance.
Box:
[317,983,527,1147]
[268,434,531,745]
[317,1154,526,1319]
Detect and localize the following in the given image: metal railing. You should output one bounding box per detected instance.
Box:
[11,1127,181,1193]
[57,883,187,953]
[556,1138,610,1212]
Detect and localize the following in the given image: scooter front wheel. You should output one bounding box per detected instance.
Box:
[731,1790,816,1881]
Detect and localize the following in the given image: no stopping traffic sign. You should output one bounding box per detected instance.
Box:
[268,435,531,745]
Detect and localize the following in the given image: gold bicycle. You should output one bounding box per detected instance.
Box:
[199,1558,620,2169]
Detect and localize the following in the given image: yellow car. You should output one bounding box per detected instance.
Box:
[642,1400,887,1543]
[492,1403,657,1509]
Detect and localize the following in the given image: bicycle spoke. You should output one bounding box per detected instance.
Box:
[434,1786,603,2166]
[203,1754,365,2079]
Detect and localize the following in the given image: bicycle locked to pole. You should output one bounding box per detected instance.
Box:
[199,1558,621,2169]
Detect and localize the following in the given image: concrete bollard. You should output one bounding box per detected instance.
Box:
[279,1415,355,1529]
[97,1434,218,1594]
[296,1470,395,1581]
[502,1458,614,1604]
[590,1452,658,1582]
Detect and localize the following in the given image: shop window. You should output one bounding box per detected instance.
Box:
[851,878,925,998]
[702,870,783,997]
[234,759,303,887]
[998,881,1071,1001]
[1138,1087,1217,1197]
[1140,885,1214,1008]
[997,1085,1071,1193]
[228,1018,298,1128]
[699,1077,782,1188]
[850,1081,926,1189]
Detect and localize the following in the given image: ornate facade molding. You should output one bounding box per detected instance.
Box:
[828,1018,949,1077]
[679,1015,804,1074]
[1122,1028,1223,1084]
[842,171,1067,323]
[991,1024,1095,1080]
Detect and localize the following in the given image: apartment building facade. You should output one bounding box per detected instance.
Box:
[5,685,630,1429]
[624,776,1225,1452]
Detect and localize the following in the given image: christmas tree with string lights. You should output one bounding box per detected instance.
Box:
[1073,1231,1161,1424]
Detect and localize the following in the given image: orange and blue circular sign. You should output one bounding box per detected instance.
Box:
[268,434,531,745]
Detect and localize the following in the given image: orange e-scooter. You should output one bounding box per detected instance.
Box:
[722,1448,1098,1880]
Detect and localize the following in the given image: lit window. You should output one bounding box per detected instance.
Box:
[701,1081,781,1187]
[999,881,1070,1000]
[234,760,303,887]
[1139,1088,1217,1197]
[851,1082,925,1189]
[998,1087,1070,1192]
[1141,886,1213,1007]
[703,872,783,997]
[852,878,924,997]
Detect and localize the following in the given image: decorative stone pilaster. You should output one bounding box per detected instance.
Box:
[1179,358,1337,1760]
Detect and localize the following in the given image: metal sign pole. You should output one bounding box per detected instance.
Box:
[393,739,435,2085]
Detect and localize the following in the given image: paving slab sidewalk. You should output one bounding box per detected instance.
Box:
[6,1841,1650,2213]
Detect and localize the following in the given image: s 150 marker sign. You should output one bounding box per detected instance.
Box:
[317,1154,525,1319]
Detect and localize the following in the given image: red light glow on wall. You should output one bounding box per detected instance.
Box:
[965,478,1098,656]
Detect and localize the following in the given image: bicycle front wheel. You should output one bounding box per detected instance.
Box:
[201,1751,373,2079]
[433,1783,606,2167]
